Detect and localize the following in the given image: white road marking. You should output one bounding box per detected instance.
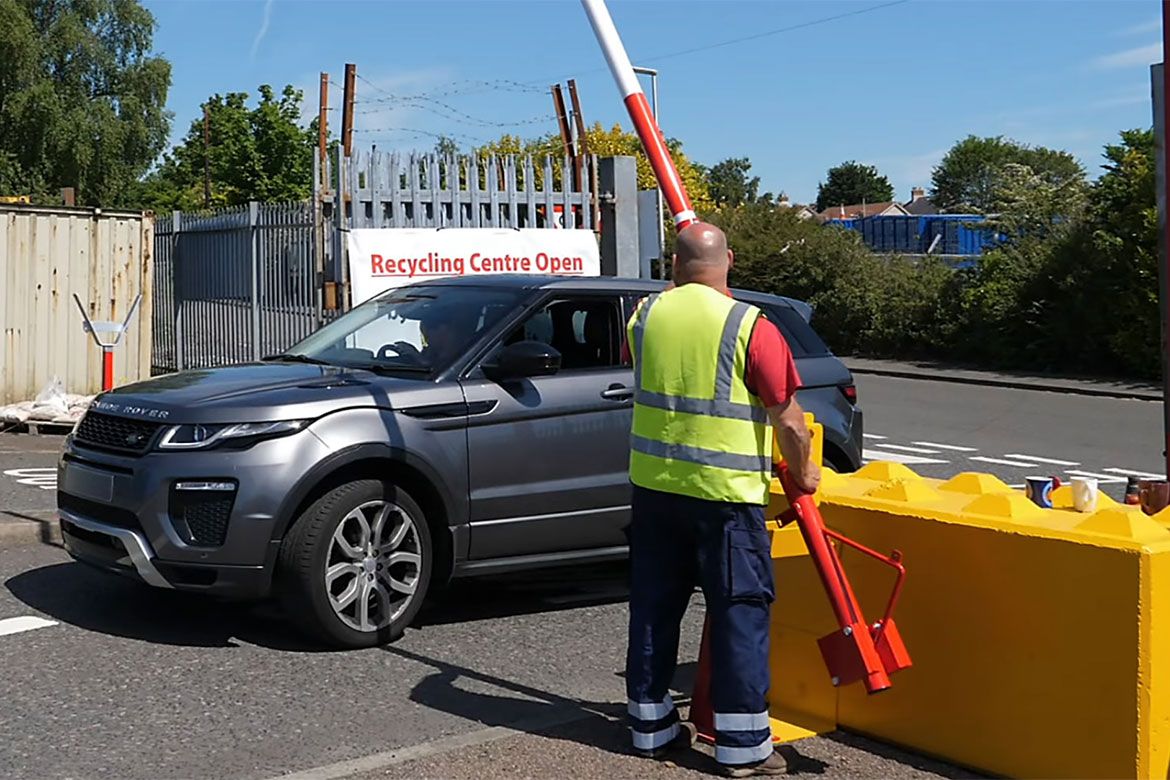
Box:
[862,434,887,440]
[969,456,1040,469]
[2,467,57,491]
[0,616,58,637]
[861,448,948,466]
[1066,469,1128,484]
[913,442,978,452]
[1008,484,1025,489]
[1103,468,1165,480]
[870,443,941,455]
[1003,454,1080,467]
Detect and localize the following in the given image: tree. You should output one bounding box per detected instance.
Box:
[983,161,1088,240]
[930,135,1084,213]
[129,84,321,211]
[0,0,172,206]
[434,136,460,157]
[814,161,894,212]
[707,157,770,207]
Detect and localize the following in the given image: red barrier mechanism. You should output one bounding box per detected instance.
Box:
[72,293,142,392]
[775,463,912,693]
[579,0,697,232]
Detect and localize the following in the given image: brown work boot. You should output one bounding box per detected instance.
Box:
[633,720,698,759]
[721,749,789,777]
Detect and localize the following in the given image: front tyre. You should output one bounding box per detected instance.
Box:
[277,480,431,648]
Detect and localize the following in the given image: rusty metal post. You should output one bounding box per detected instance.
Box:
[342,64,356,159]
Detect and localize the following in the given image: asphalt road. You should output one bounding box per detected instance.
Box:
[0,374,1163,779]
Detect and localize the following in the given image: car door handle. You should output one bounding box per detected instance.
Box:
[601,384,633,400]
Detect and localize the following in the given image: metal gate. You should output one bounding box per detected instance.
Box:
[152,202,324,373]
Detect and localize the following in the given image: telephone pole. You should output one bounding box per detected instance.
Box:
[318,72,329,191]
[202,104,212,208]
[341,64,356,158]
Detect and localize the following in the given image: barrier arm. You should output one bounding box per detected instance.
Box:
[580,0,911,693]
[579,0,697,233]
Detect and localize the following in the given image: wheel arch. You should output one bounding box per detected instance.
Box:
[273,444,458,589]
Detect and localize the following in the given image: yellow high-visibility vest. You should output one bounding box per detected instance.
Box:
[627,283,772,505]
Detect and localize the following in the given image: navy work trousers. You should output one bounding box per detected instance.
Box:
[625,485,776,766]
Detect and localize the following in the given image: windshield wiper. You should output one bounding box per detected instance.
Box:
[341,361,432,374]
[261,353,332,365]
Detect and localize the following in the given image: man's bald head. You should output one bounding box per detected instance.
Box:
[671,222,733,288]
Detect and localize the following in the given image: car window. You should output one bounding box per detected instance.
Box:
[758,303,830,358]
[505,297,623,371]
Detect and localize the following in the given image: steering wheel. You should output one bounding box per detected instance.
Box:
[376,341,424,364]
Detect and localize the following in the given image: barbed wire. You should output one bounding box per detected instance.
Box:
[355,102,555,129]
[352,126,489,145]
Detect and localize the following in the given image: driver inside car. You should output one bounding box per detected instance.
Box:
[389,305,476,367]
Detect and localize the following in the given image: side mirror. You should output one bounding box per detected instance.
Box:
[483,340,561,381]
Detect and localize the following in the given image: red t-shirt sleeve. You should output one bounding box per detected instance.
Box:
[745,316,802,407]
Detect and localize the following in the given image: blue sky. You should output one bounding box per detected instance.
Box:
[144,0,1161,205]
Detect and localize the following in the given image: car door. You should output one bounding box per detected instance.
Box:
[460,292,634,560]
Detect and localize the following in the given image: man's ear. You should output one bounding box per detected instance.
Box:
[727,249,735,269]
[671,253,679,278]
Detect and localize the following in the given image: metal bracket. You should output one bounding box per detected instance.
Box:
[73,293,142,349]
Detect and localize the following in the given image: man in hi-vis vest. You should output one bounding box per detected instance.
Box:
[624,222,821,777]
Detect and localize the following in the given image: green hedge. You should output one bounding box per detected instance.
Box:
[706,192,1159,381]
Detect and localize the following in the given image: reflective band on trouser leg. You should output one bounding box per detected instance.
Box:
[632,722,680,751]
[715,737,774,766]
[713,711,770,732]
[629,695,680,751]
[628,695,675,721]
[714,710,773,765]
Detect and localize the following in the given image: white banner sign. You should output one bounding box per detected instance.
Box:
[346,227,601,305]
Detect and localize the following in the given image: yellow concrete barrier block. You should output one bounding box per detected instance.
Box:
[864,478,943,504]
[765,467,1170,779]
[961,492,1048,522]
[938,472,1013,495]
[1076,509,1170,543]
[854,462,922,482]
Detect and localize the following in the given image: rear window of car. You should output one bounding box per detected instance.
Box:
[759,303,831,358]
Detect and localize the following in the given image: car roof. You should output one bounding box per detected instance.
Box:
[407,274,813,321]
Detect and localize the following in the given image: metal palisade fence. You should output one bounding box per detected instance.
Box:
[337,150,599,231]
[152,152,611,374]
[153,202,324,373]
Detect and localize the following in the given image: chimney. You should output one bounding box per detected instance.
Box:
[911,186,925,201]
[777,192,791,207]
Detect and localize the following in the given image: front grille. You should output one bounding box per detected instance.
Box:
[75,412,162,455]
[58,492,141,531]
[170,489,234,547]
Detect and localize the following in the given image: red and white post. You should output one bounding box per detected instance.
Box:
[580,0,697,233]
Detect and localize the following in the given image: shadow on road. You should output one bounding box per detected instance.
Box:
[383,646,827,776]
[385,645,719,773]
[4,561,324,651]
[4,559,637,650]
[417,561,633,626]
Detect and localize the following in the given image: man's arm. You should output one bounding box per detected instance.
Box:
[745,316,821,494]
[767,396,821,494]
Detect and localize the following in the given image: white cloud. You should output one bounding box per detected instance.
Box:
[1117,19,1161,36]
[250,0,274,60]
[1092,43,1161,70]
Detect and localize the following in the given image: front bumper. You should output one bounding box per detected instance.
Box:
[56,427,329,597]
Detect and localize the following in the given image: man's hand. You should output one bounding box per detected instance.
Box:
[767,396,820,495]
[792,459,821,495]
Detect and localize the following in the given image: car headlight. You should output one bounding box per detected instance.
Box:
[157,420,306,450]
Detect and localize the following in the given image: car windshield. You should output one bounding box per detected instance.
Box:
[278,285,524,374]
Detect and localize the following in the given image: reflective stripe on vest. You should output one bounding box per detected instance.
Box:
[630,296,767,424]
[627,284,772,505]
